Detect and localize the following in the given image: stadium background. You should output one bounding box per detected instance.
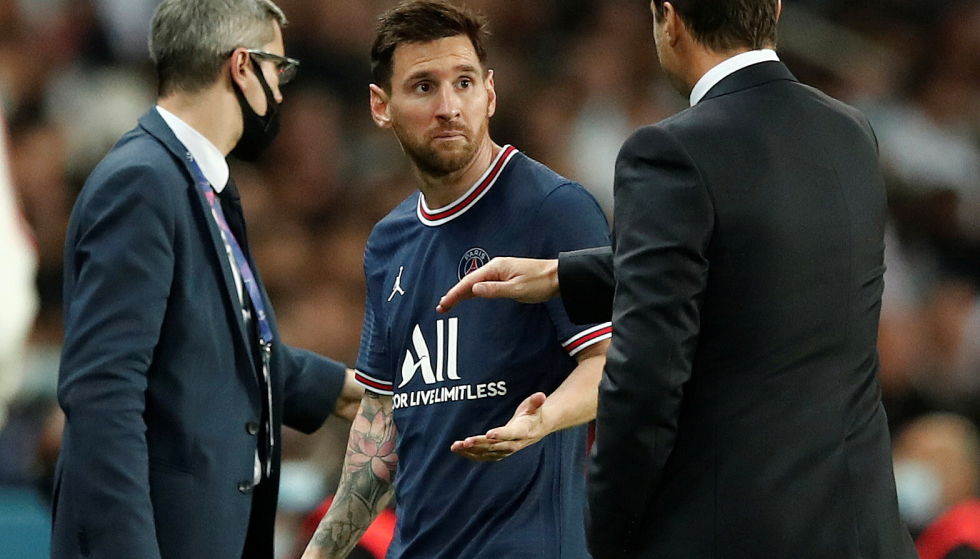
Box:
[1,0,978,557]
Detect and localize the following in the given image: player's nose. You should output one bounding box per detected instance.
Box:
[434,86,461,121]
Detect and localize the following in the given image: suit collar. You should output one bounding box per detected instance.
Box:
[138,108,232,194]
[700,60,798,104]
[138,108,194,165]
[155,106,229,192]
[690,49,780,106]
[138,107,262,383]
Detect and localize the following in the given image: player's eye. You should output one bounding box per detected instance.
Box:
[414,82,432,94]
[458,78,472,89]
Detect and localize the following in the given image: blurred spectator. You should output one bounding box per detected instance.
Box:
[917,501,980,559]
[0,93,45,559]
[893,413,980,534]
[0,102,38,431]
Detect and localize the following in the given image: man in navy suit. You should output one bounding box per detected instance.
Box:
[52,1,361,558]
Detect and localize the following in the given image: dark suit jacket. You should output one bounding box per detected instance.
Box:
[52,109,347,559]
[560,62,918,558]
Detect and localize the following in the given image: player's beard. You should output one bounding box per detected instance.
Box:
[394,118,488,178]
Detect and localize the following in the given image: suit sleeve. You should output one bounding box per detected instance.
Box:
[279,344,347,434]
[557,246,614,325]
[57,164,175,559]
[588,125,713,559]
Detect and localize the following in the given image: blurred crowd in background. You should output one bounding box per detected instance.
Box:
[0,0,978,557]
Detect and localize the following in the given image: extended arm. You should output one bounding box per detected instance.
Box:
[451,339,609,461]
[437,256,559,312]
[436,249,614,326]
[557,246,614,324]
[303,392,398,559]
[280,342,363,430]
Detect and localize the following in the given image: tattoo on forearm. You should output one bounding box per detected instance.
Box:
[309,394,398,557]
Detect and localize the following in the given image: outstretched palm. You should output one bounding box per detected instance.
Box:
[450,392,548,462]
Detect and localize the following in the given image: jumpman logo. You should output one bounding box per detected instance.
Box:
[388,266,407,302]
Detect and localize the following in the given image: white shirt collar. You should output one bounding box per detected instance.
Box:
[156,105,230,192]
[689,49,780,107]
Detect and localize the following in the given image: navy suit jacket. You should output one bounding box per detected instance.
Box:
[52,109,347,559]
[560,63,917,558]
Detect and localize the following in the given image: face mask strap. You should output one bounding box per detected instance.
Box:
[247,54,278,124]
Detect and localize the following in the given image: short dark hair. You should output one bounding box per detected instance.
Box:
[371,0,490,92]
[652,0,778,52]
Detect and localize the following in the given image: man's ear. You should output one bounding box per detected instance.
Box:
[485,69,496,119]
[229,48,251,91]
[776,0,782,22]
[663,1,682,48]
[369,84,392,129]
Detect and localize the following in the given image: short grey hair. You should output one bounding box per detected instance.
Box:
[149,0,288,96]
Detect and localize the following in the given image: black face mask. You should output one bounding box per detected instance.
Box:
[230,56,281,162]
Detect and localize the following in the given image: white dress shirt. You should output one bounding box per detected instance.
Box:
[156,106,229,190]
[689,49,780,107]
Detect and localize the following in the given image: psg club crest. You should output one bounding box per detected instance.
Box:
[458,247,490,280]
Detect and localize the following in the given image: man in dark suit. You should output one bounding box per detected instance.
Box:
[52,1,361,558]
[439,1,918,557]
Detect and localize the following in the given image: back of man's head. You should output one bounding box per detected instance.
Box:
[149,0,287,97]
[653,0,779,52]
[370,0,490,92]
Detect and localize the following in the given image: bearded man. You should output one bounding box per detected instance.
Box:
[302,2,612,558]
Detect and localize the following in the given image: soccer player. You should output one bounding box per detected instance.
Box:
[301,2,611,558]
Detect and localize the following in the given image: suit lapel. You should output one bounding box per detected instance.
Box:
[701,61,798,103]
[137,109,260,382]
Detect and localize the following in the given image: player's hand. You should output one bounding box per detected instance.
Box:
[436,257,559,313]
[450,392,549,462]
[332,369,364,421]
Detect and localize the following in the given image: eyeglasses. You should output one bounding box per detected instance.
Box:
[244,49,300,85]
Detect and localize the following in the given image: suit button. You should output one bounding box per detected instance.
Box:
[246,421,259,435]
[238,481,253,494]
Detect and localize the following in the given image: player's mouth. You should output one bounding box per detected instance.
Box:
[432,129,467,141]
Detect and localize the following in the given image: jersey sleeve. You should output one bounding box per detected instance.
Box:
[532,182,613,356]
[354,237,394,395]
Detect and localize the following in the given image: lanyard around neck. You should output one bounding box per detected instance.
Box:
[187,157,274,347]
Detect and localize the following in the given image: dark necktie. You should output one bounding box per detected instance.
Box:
[218,176,250,257]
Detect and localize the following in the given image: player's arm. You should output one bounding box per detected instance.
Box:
[302,391,398,559]
[451,338,609,461]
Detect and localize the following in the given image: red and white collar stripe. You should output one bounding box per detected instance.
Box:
[417,145,518,227]
[562,323,613,357]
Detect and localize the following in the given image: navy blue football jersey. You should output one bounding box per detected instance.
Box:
[354,146,611,559]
